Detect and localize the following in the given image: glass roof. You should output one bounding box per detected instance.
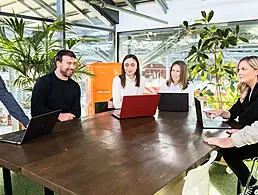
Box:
[0,0,113,28]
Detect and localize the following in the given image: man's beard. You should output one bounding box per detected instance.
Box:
[60,69,73,78]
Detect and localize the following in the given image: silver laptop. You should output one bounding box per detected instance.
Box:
[0,110,61,144]
[194,98,242,129]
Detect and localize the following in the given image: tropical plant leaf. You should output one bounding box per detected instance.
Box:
[207,10,214,22]
[201,11,207,19]
[239,37,249,43]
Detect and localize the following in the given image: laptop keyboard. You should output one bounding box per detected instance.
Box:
[0,130,25,142]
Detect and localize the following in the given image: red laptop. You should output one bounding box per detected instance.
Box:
[112,94,160,119]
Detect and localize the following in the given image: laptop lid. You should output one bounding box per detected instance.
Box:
[158,93,189,112]
[194,98,242,129]
[112,94,160,119]
[22,109,61,144]
[0,109,60,144]
[194,97,204,127]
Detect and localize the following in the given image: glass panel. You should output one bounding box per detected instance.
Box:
[119,22,258,93]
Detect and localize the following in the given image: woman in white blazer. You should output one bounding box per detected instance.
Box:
[159,60,194,107]
[112,54,145,109]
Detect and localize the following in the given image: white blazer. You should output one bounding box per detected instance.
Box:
[112,75,145,109]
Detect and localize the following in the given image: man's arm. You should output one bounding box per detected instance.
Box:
[70,83,81,118]
[0,76,29,127]
[31,77,53,117]
[231,121,258,147]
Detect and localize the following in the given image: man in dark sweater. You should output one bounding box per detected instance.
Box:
[31,50,81,122]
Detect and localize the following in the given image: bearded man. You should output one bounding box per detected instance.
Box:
[31,50,81,122]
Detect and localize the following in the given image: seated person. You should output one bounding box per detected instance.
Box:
[205,56,258,126]
[112,54,145,109]
[205,121,258,195]
[159,60,194,107]
[31,50,81,122]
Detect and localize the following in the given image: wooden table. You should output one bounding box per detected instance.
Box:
[0,111,228,195]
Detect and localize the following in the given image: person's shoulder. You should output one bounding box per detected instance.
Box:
[140,75,145,82]
[160,80,169,87]
[36,73,52,84]
[39,72,53,80]
[113,75,121,82]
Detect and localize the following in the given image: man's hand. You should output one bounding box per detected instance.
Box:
[204,137,235,148]
[58,113,75,122]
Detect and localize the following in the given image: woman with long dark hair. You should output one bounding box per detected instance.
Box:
[159,60,194,106]
[112,54,145,109]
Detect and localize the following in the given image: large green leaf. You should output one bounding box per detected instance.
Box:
[201,11,207,19]
[207,10,214,22]
[239,37,249,43]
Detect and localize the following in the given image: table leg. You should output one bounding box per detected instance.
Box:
[44,187,54,195]
[2,167,13,195]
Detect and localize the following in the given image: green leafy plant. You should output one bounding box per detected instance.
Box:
[0,16,95,92]
[181,10,249,109]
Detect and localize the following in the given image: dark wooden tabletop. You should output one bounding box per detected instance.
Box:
[0,110,228,195]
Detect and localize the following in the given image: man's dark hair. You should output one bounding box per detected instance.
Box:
[55,50,76,63]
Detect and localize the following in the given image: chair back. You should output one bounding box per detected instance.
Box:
[182,150,218,195]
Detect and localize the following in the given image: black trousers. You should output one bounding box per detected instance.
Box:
[221,143,258,187]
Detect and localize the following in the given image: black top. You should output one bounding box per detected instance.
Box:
[229,83,258,125]
[31,72,81,118]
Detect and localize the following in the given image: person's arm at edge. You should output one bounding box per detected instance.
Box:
[231,121,258,147]
[0,76,29,127]
[112,76,122,109]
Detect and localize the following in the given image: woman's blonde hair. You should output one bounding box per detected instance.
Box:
[237,56,258,101]
[166,60,189,90]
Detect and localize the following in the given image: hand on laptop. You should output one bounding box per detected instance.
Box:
[204,137,234,148]
[227,129,239,134]
[204,109,223,119]
[58,113,75,122]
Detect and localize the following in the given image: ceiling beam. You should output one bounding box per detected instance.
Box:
[66,0,94,25]
[17,0,45,18]
[33,0,56,17]
[89,0,168,24]
[124,0,136,11]
[115,0,152,7]
[155,0,168,14]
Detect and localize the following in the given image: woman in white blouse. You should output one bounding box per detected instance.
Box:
[159,60,194,107]
[112,54,145,109]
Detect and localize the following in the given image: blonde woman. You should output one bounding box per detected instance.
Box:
[205,56,258,126]
[159,60,194,107]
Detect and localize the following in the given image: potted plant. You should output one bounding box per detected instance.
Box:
[181,10,249,109]
[0,16,95,93]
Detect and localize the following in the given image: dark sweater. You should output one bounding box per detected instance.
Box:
[229,83,258,125]
[31,72,81,118]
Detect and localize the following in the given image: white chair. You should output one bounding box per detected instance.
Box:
[182,150,218,195]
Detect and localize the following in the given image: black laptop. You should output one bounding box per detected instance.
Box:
[194,98,242,129]
[0,110,61,145]
[158,93,189,112]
